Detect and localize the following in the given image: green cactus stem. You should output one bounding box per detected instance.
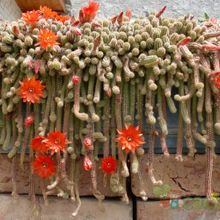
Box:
[61,102,74,189]
[72,159,81,217]
[47,152,61,191]
[136,82,143,130]
[2,114,11,150]
[115,91,129,202]
[49,76,56,132]
[29,126,36,208]
[72,74,89,121]
[39,77,52,136]
[192,95,207,145]
[93,77,101,103]
[129,80,136,123]
[146,90,162,185]
[157,86,169,156]
[175,112,184,161]
[185,91,196,157]
[110,96,116,157]
[20,105,31,169]
[8,114,17,158]
[205,81,215,202]
[103,95,110,157]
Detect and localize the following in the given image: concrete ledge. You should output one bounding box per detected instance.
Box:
[0,195,132,220]
[137,200,220,220]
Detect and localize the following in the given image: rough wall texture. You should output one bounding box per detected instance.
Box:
[0,0,219,21]
[0,0,21,21]
[70,0,220,19]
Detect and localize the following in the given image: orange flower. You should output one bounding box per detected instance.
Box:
[31,136,48,154]
[22,10,40,26]
[209,71,220,88]
[19,78,45,103]
[56,15,70,23]
[79,0,99,23]
[214,74,220,88]
[38,29,58,49]
[116,125,145,153]
[40,6,58,19]
[125,8,132,19]
[101,156,117,174]
[32,155,56,178]
[46,131,68,154]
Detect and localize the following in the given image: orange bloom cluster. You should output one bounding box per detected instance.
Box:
[38,29,58,49]
[31,131,68,155]
[32,155,56,178]
[31,131,68,178]
[209,71,220,88]
[39,6,58,19]
[22,10,40,26]
[18,77,45,103]
[22,6,71,27]
[79,0,99,23]
[55,15,71,23]
[116,125,145,153]
[31,136,48,154]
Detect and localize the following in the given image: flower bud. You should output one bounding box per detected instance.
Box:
[83,155,92,171]
[25,116,34,127]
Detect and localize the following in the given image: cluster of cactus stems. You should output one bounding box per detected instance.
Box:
[0,6,220,215]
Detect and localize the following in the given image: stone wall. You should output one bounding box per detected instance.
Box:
[0,0,21,21]
[69,0,220,19]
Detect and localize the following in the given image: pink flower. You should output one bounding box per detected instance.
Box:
[71,75,80,85]
[83,155,92,171]
[24,116,34,127]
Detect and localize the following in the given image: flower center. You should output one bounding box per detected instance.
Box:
[42,162,48,168]
[107,162,111,168]
[54,139,60,144]
[28,88,34,93]
[127,136,133,142]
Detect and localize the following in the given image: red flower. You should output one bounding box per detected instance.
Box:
[213,73,220,88]
[46,131,68,154]
[72,27,82,36]
[125,8,132,19]
[209,71,220,89]
[38,29,58,49]
[31,136,48,154]
[22,10,40,26]
[83,155,92,171]
[101,156,117,174]
[83,137,93,150]
[24,116,34,127]
[210,18,218,24]
[202,44,220,51]
[18,78,45,103]
[56,15,70,23]
[71,75,81,85]
[79,0,99,24]
[40,6,58,19]
[32,155,56,178]
[177,37,191,47]
[116,125,145,153]
[156,6,167,18]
